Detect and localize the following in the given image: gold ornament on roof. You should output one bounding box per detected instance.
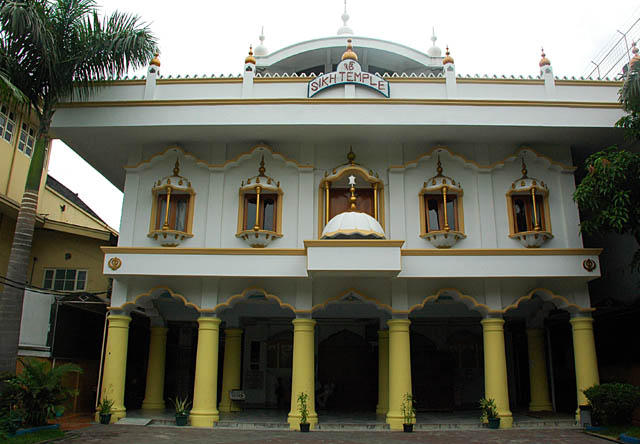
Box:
[245,45,256,64]
[150,52,161,67]
[347,146,356,165]
[173,158,181,176]
[342,38,358,61]
[520,158,528,178]
[539,48,551,67]
[241,155,280,188]
[443,46,454,65]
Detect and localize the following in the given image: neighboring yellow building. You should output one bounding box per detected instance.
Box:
[0,102,118,414]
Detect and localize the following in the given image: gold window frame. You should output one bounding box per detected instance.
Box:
[506,188,552,238]
[419,187,465,237]
[236,185,284,237]
[148,185,196,236]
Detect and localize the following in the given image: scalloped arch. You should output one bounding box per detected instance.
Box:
[390,146,576,173]
[503,288,593,314]
[213,287,296,314]
[311,288,393,313]
[110,285,202,313]
[125,143,313,172]
[408,288,491,315]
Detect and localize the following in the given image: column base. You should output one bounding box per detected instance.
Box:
[287,412,318,430]
[218,402,242,413]
[141,400,166,410]
[385,413,405,431]
[528,402,553,412]
[499,414,513,429]
[190,410,219,428]
[375,406,388,415]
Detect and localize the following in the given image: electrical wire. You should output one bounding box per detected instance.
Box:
[0,273,110,297]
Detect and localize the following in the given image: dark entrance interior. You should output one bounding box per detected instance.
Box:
[318,328,377,411]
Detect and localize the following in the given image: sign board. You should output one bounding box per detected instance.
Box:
[308,59,390,98]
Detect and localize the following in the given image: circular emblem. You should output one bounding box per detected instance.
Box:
[582,258,596,272]
[108,257,122,271]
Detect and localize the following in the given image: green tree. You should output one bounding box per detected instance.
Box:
[573,58,640,271]
[0,0,156,374]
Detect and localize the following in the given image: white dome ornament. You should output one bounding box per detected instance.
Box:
[337,0,353,35]
[254,26,268,57]
[321,175,385,239]
[426,27,442,58]
[507,158,553,248]
[419,156,466,248]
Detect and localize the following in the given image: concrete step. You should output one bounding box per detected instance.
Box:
[415,423,484,431]
[513,420,578,429]
[315,423,389,431]
[215,422,290,430]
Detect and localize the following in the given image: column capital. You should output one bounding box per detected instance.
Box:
[223,328,243,337]
[481,317,505,330]
[378,330,389,339]
[292,318,316,329]
[149,326,168,335]
[526,327,545,337]
[108,314,132,328]
[386,318,411,331]
[570,316,594,330]
[197,316,221,330]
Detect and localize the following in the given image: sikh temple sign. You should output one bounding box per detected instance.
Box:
[308,58,390,98]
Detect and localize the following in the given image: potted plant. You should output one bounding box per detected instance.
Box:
[297,392,310,432]
[401,393,416,432]
[97,398,114,425]
[479,397,500,429]
[172,397,191,426]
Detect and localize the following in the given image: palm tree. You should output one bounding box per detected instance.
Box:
[0,0,156,374]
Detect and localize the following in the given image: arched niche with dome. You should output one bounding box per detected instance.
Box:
[318,148,385,239]
[506,158,553,248]
[147,158,196,247]
[419,156,466,248]
[236,156,283,248]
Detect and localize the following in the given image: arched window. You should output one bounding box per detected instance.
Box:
[318,147,384,238]
[506,158,552,248]
[236,156,283,248]
[148,158,195,247]
[419,156,466,248]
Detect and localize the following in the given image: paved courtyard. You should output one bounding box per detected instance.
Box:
[59,425,605,443]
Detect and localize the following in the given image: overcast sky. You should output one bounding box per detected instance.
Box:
[48,0,640,231]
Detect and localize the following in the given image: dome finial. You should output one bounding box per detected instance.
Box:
[443,46,454,65]
[255,26,268,56]
[521,157,528,178]
[258,155,266,176]
[347,146,356,164]
[173,158,180,176]
[436,155,443,176]
[348,174,358,210]
[150,51,161,67]
[539,47,550,67]
[245,45,256,64]
[337,0,354,35]
[427,27,442,57]
[342,38,358,61]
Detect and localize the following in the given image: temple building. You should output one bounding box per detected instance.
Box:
[51,10,624,430]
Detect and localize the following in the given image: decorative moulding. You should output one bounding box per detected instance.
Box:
[509,231,553,248]
[236,229,282,248]
[148,229,193,247]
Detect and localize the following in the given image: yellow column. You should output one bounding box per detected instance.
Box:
[386,319,412,430]
[287,319,318,429]
[141,326,168,410]
[570,316,600,421]
[526,328,552,412]
[218,328,243,413]
[96,314,131,423]
[481,318,513,428]
[190,317,222,427]
[376,330,389,415]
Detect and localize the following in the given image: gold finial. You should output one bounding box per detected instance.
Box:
[150,52,161,67]
[436,155,443,176]
[443,46,454,65]
[245,45,257,64]
[348,175,357,210]
[347,146,356,165]
[258,155,266,176]
[521,158,528,177]
[539,47,551,67]
[173,158,180,176]
[342,38,358,61]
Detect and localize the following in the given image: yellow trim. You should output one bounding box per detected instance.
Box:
[401,248,601,256]
[320,228,386,239]
[125,143,313,171]
[390,146,577,172]
[310,288,393,313]
[57,98,622,109]
[503,288,594,313]
[111,286,201,312]
[41,219,113,241]
[102,246,306,255]
[408,288,493,314]
[212,287,296,314]
[304,240,404,248]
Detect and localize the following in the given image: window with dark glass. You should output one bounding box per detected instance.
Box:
[155,194,189,231]
[43,269,87,291]
[424,195,458,232]
[243,193,277,231]
[18,123,35,157]
[512,195,545,233]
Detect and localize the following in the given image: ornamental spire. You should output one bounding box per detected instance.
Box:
[337,0,354,35]
[539,47,550,67]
